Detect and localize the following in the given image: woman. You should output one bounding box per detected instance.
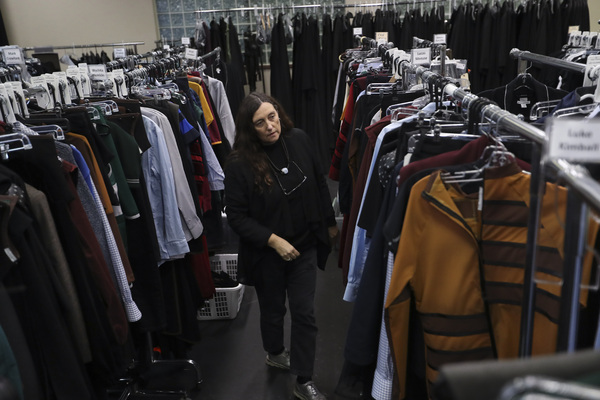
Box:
[224,92,338,400]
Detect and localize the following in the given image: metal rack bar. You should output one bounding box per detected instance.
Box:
[408,63,600,357]
[194,0,444,14]
[22,41,145,55]
[510,48,587,75]
[406,63,546,357]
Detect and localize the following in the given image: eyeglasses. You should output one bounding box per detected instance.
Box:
[253,111,279,129]
[272,161,307,196]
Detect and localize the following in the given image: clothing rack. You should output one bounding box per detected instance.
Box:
[402,61,600,357]
[22,41,145,55]
[200,46,221,61]
[0,132,33,160]
[194,0,444,14]
[510,48,587,75]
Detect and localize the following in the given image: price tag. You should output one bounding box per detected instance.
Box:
[547,118,600,162]
[2,48,24,65]
[185,47,198,60]
[181,37,191,45]
[163,44,171,50]
[434,34,447,44]
[583,55,600,87]
[568,25,580,33]
[9,81,28,117]
[53,71,72,104]
[30,76,52,110]
[113,47,127,58]
[88,64,108,81]
[411,48,431,65]
[0,84,16,123]
[375,32,388,45]
[353,27,363,36]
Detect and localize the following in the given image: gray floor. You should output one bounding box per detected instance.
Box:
[190,247,354,400]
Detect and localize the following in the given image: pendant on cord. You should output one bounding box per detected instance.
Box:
[281,167,289,174]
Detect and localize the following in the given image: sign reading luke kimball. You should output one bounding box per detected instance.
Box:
[547,118,600,163]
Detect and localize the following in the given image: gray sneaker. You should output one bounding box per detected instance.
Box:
[265,349,290,370]
[294,381,326,400]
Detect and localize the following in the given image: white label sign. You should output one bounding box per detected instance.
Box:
[353,27,363,36]
[163,44,171,50]
[113,47,127,58]
[411,48,431,65]
[375,32,388,45]
[88,64,108,81]
[181,37,191,45]
[434,34,447,44]
[583,55,600,87]
[185,47,198,60]
[547,118,600,162]
[3,48,23,65]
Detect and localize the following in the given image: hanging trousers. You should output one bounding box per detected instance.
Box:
[253,247,318,377]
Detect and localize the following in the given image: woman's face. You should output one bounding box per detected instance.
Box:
[252,102,281,145]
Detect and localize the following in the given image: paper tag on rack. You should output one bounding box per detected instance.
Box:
[163,44,171,51]
[43,74,60,109]
[4,84,18,119]
[0,84,16,124]
[353,27,363,36]
[113,69,128,97]
[2,47,24,65]
[66,66,84,101]
[181,37,191,46]
[583,55,600,87]
[376,32,388,46]
[581,32,591,48]
[185,47,198,60]
[53,72,72,105]
[547,118,600,163]
[78,63,92,97]
[433,33,446,44]
[30,75,52,110]
[9,82,28,118]
[569,25,580,33]
[88,64,108,81]
[113,47,127,59]
[411,48,431,65]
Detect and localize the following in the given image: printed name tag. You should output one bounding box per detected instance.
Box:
[411,48,431,65]
[185,47,198,60]
[547,118,600,162]
[3,48,23,65]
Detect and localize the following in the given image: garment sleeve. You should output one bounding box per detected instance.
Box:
[224,160,273,248]
[384,187,421,400]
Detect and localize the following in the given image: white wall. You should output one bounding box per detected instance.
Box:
[590,0,600,31]
[0,0,159,55]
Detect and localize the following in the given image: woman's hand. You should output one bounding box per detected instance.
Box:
[268,234,300,262]
[328,225,340,247]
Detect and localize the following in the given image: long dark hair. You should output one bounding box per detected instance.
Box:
[229,92,294,191]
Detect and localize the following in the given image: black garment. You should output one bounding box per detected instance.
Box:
[292,14,329,174]
[2,140,129,391]
[321,14,335,162]
[244,31,263,92]
[477,74,568,122]
[254,248,318,377]
[224,129,336,286]
[270,14,294,114]
[226,18,247,117]
[0,165,94,399]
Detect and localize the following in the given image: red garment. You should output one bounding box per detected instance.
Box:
[200,80,223,145]
[61,160,129,345]
[189,236,216,300]
[397,135,531,187]
[340,115,392,283]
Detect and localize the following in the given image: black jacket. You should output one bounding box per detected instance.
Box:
[224,128,336,285]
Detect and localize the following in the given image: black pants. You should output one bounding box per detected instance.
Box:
[254,247,318,377]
